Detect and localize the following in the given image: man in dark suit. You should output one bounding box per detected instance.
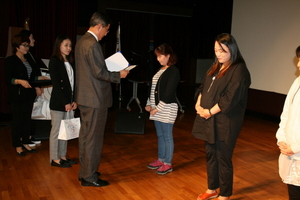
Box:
[75,12,129,187]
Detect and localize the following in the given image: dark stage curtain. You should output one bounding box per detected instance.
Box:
[191,0,234,59]
[5,0,78,60]
[104,5,233,106]
[105,9,193,83]
[0,0,78,116]
[105,1,233,82]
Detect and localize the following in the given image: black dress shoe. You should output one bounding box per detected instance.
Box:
[51,160,71,168]
[26,149,37,153]
[81,178,109,187]
[78,172,101,181]
[16,151,26,156]
[63,158,76,165]
[95,172,101,176]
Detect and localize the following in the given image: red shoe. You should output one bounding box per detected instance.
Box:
[197,192,218,200]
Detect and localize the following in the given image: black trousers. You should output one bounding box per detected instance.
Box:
[205,140,236,197]
[11,101,34,147]
[287,184,300,200]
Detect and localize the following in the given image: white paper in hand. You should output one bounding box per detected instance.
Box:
[105,52,136,72]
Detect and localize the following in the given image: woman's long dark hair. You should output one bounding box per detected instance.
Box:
[51,35,74,63]
[208,33,245,78]
[19,30,32,41]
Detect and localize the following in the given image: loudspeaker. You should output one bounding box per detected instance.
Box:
[114,112,146,134]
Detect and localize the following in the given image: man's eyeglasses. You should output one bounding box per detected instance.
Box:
[101,24,109,34]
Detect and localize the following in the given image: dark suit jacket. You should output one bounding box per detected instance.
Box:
[4,54,40,103]
[75,32,120,108]
[49,56,75,111]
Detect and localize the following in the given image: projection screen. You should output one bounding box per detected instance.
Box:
[231,0,300,95]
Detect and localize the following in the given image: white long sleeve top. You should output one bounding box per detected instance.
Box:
[276,76,300,160]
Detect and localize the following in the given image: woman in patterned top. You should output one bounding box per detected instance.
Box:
[145,43,180,175]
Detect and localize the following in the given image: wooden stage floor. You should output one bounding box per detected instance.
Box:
[0,105,287,200]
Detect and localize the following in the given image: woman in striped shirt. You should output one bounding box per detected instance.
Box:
[145,43,180,175]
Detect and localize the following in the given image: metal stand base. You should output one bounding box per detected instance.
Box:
[127,80,143,113]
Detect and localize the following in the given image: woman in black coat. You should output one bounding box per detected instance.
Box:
[48,35,77,168]
[19,29,43,145]
[192,33,251,200]
[5,34,47,156]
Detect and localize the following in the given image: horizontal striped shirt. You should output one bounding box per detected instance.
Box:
[147,69,178,124]
[23,61,32,78]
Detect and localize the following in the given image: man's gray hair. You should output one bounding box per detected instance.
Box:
[89,12,112,27]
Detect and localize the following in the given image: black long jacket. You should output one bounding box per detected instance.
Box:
[192,63,251,144]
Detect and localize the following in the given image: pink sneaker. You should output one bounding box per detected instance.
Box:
[156,163,173,175]
[147,160,163,169]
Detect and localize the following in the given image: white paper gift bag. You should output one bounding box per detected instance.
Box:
[31,97,45,119]
[58,112,80,140]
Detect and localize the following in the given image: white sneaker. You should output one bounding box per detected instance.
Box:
[28,142,36,147]
[30,137,41,144]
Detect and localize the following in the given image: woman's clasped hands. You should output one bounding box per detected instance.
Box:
[196,105,211,120]
[145,105,158,116]
[279,141,294,156]
[65,102,77,112]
